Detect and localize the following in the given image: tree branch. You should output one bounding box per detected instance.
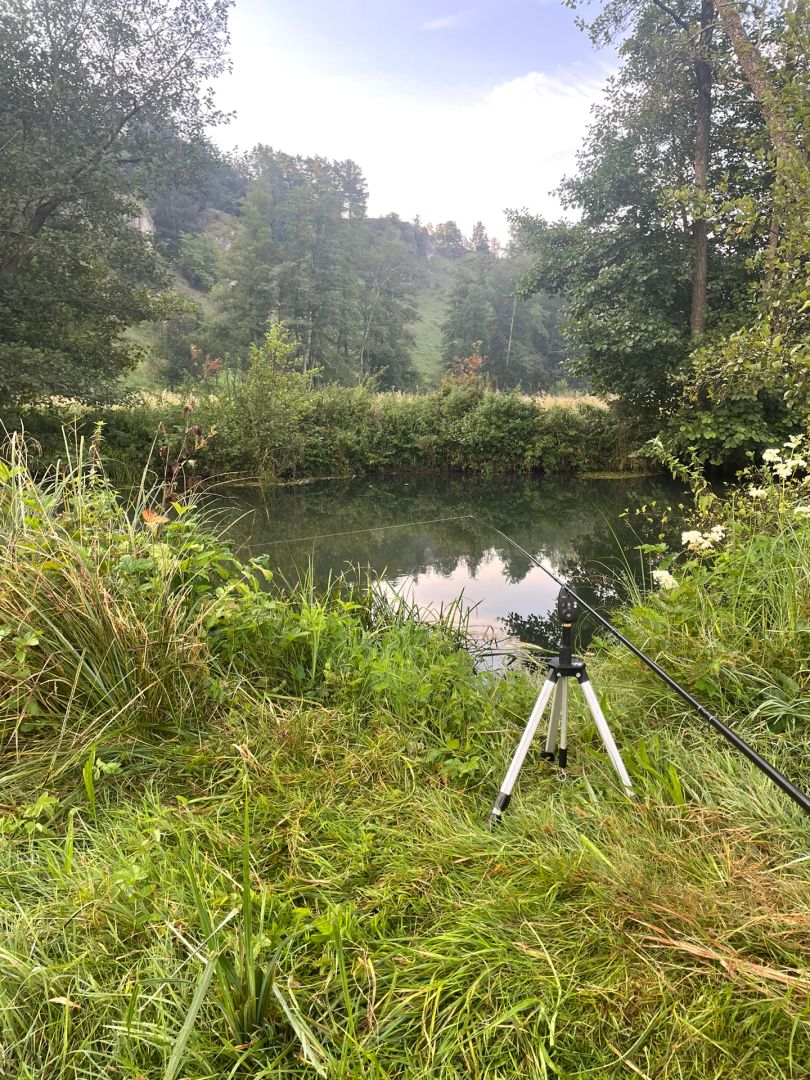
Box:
[650,0,690,32]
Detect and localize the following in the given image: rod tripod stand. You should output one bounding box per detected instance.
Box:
[488,588,633,825]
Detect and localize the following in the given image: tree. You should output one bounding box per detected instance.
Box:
[356,222,417,387]
[572,0,721,339]
[433,221,467,257]
[471,221,490,253]
[441,255,565,391]
[515,4,768,413]
[0,0,232,403]
[179,232,222,291]
[212,148,417,386]
[663,0,810,460]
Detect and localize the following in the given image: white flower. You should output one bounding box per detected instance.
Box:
[785,435,804,449]
[681,529,713,551]
[652,569,678,590]
[795,505,810,517]
[774,462,795,479]
[762,448,781,463]
[707,525,725,542]
[747,486,767,499]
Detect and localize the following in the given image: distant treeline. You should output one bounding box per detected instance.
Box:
[151,146,567,392]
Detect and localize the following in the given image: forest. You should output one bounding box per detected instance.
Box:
[1,2,809,1079]
[1,0,806,468]
[147,148,566,393]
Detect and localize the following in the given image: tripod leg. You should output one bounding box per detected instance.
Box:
[541,680,564,760]
[488,673,557,824]
[557,678,568,768]
[578,676,634,796]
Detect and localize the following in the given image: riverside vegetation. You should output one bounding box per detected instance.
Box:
[0,434,808,1079]
[15,327,627,485]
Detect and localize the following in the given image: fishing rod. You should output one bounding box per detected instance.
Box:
[483,520,810,819]
[251,505,808,816]
[256,514,474,547]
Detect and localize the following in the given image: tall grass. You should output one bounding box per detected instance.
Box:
[0,443,808,1078]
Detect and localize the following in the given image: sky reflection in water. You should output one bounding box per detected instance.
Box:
[214,473,686,649]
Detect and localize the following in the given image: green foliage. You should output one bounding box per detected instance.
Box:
[199,322,321,478]
[0,437,248,774]
[0,0,232,403]
[210,149,418,387]
[610,435,810,737]
[515,2,766,416]
[659,3,810,462]
[178,232,222,292]
[13,368,625,484]
[432,219,468,257]
[441,254,565,391]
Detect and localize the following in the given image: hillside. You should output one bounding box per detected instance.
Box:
[409,253,471,387]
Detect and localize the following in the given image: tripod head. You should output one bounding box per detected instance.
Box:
[556,587,580,667]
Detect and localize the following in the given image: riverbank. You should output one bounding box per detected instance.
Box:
[1,441,808,1078]
[13,382,639,487]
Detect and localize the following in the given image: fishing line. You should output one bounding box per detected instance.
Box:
[258,513,475,547]
[479,518,810,818]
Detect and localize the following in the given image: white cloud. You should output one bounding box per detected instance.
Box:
[421,13,467,31]
[212,41,611,240]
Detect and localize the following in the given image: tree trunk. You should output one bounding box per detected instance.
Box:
[506,292,517,366]
[690,0,714,337]
[763,196,780,294]
[715,0,803,169]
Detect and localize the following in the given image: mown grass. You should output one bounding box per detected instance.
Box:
[0,440,808,1079]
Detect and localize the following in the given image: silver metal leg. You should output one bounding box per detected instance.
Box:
[488,675,557,823]
[543,680,564,756]
[579,677,634,795]
[558,678,568,767]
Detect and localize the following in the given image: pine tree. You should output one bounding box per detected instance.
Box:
[471,221,490,253]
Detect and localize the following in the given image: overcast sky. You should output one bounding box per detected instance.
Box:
[212,1,615,241]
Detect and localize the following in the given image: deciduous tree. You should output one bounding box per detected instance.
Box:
[0,0,232,403]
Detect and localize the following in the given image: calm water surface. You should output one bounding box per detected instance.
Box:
[215,474,686,649]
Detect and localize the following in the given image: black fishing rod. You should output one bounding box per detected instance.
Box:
[484,521,810,819]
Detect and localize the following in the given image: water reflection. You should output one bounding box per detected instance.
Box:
[213,473,685,649]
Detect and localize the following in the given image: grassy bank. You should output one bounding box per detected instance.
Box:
[0,440,808,1078]
[12,330,632,485]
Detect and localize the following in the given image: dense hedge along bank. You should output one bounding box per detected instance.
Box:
[17,386,628,484]
[15,327,634,482]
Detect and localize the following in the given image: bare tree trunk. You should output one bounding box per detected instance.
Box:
[690,0,714,337]
[505,293,517,367]
[763,195,780,294]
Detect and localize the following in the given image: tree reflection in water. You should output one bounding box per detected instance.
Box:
[213,473,686,651]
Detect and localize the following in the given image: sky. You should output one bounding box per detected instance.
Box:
[212,1,615,241]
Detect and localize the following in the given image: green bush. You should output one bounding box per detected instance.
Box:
[7,329,628,482]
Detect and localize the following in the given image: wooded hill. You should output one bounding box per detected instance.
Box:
[142,146,567,392]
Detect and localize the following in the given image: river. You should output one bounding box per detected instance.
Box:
[215,473,686,652]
